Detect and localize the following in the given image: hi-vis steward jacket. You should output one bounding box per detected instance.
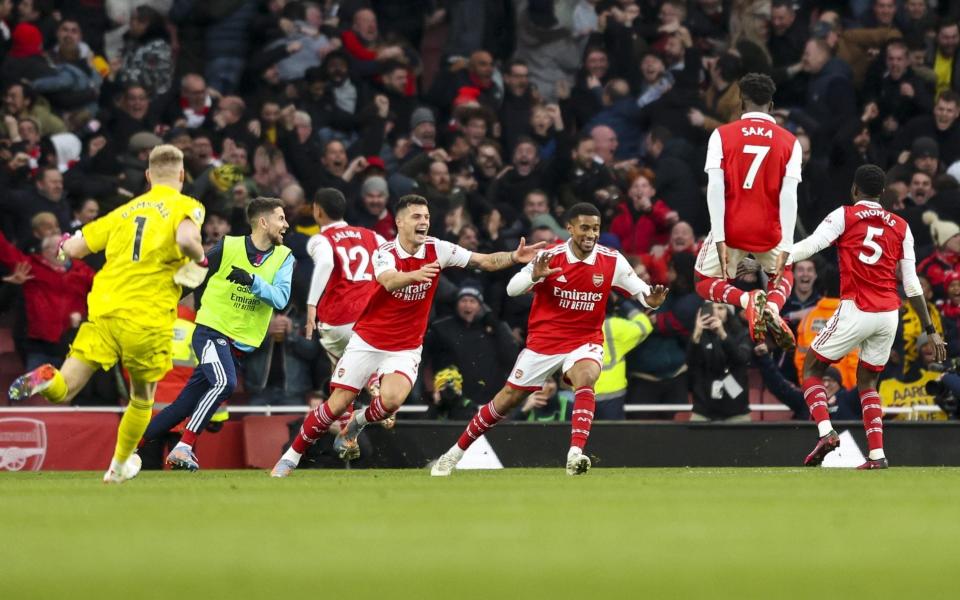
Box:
[596,312,654,401]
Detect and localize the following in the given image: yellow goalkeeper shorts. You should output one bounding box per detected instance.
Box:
[69,317,173,383]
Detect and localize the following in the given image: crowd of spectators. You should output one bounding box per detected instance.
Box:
[3,0,960,423]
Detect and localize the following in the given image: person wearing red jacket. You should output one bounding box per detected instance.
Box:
[0,216,94,370]
[640,220,699,285]
[609,169,678,255]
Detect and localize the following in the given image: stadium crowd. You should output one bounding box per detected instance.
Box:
[2,0,960,422]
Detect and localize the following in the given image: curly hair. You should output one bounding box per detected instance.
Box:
[738,72,776,106]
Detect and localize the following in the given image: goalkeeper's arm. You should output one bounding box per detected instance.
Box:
[174,219,209,288]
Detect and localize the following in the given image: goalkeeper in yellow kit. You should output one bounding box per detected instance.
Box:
[8,144,208,483]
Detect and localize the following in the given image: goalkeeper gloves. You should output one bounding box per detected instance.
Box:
[173,256,209,288]
[57,231,80,262]
[226,265,254,287]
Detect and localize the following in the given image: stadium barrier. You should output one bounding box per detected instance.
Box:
[1,405,957,471]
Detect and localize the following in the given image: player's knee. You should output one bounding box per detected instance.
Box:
[499,386,527,408]
[221,375,238,398]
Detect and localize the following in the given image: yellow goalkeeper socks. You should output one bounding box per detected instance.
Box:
[113,396,153,463]
[38,366,68,404]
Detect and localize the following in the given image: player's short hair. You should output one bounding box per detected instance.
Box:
[566,202,601,224]
[313,188,346,220]
[855,164,886,198]
[147,144,184,180]
[246,196,284,224]
[396,194,428,214]
[738,73,776,106]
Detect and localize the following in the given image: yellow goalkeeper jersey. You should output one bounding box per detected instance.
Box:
[82,184,205,329]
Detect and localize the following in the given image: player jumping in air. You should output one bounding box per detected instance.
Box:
[430,203,668,476]
[696,72,801,349]
[304,188,389,460]
[270,194,546,477]
[8,145,208,483]
[774,165,947,469]
[140,197,293,470]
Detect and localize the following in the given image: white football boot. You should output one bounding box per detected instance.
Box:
[102,453,143,484]
[565,447,591,476]
[430,446,465,477]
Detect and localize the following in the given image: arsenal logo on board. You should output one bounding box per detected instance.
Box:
[0,418,47,471]
[592,273,604,287]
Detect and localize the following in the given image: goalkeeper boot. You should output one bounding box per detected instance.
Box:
[430,445,465,477]
[270,458,298,478]
[857,457,889,470]
[166,445,200,471]
[565,447,591,476]
[803,430,840,467]
[744,290,767,343]
[764,308,797,351]
[103,453,142,484]
[8,364,58,402]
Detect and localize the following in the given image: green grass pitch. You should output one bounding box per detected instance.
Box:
[2,468,957,600]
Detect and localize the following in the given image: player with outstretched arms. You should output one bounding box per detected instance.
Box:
[271,194,546,477]
[430,203,668,476]
[696,72,801,349]
[773,165,947,468]
[304,188,388,459]
[8,145,208,483]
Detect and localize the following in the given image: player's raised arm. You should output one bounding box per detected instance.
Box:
[374,244,440,292]
[467,237,546,272]
[612,252,668,309]
[901,226,948,362]
[774,207,845,286]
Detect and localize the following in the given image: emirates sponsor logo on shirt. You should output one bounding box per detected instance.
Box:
[393,280,432,302]
[553,287,603,311]
[592,273,604,287]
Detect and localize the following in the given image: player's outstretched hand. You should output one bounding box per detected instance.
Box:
[227,265,254,287]
[173,261,209,288]
[411,261,440,283]
[513,237,547,264]
[931,332,948,363]
[532,252,561,281]
[643,285,669,309]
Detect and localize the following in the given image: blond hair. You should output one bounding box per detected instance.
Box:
[148,144,184,181]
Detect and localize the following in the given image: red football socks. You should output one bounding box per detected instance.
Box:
[859,389,884,452]
[766,266,793,312]
[457,401,505,450]
[292,402,337,453]
[802,376,831,424]
[570,387,596,450]
[696,276,746,308]
[364,396,395,424]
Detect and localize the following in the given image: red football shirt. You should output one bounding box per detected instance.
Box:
[704,112,802,252]
[306,222,384,326]
[518,242,651,354]
[818,202,912,312]
[352,237,471,351]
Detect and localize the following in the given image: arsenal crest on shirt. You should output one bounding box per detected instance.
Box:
[592,273,604,287]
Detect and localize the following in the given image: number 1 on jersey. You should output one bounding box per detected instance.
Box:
[742,145,770,190]
[132,216,147,262]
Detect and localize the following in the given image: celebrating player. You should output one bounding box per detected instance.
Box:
[8,145,207,483]
[140,197,293,470]
[696,72,801,349]
[270,194,546,477]
[774,165,947,469]
[304,188,387,459]
[431,203,668,477]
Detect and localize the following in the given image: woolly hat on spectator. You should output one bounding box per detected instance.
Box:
[50,133,82,173]
[944,270,960,287]
[823,366,843,386]
[410,107,435,130]
[457,285,484,302]
[923,211,960,247]
[129,131,162,154]
[361,176,388,196]
[912,137,939,159]
[10,23,43,58]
